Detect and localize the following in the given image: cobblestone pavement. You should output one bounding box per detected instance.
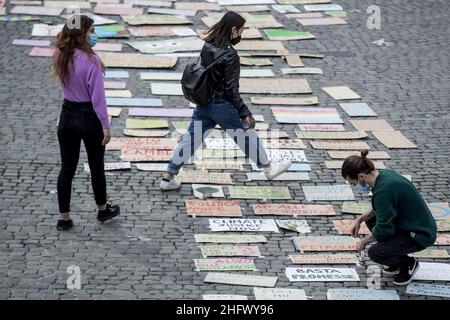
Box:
[1,0,449,300]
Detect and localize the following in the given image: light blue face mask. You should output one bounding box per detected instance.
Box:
[355,183,371,193]
[87,33,97,48]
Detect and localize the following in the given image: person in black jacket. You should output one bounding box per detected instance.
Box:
[161,11,291,190]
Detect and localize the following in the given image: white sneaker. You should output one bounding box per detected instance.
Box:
[160,178,181,191]
[263,160,292,180]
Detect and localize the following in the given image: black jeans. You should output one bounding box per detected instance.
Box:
[366,216,425,268]
[57,99,106,213]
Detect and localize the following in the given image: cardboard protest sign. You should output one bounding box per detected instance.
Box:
[84,162,131,173]
[275,220,311,233]
[204,273,278,288]
[202,13,282,29]
[203,295,248,300]
[435,234,450,246]
[410,249,450,259]
[195,161,244,171]
[372,131,417,149]
[304,4,343,11]
[176,171,233,185]
[94,24,129,38]
[272,4,301,13]
[93,43,123,52]
[151,83,183,96]
[267,149,308,162]
[104,81,126,90]
[341,202,372,214]
[413,262,450,281]
[252,203,336,216]
[199,28,263,40]
[272,107,343,124]
[246,172,310,182]
[251,162,312,172]
[104,70,129,79]
[428,202,450,220]
[286,267,360,282]
[105,90,132,98]
[325,160,385,170]
[240,79,311,94]
[228,186,291,200]
[436,220,450,232]
[140,72,182,81]
[11,5,63,16]
[204,138,239,150]
[240,69,275,78]
[298,124,345,132]
[339,103,377,117]
[123,129,170,137]
[200,245,262,257]
[251,96,318,105]
[256,131,289,139]
[135,163,168,172]
[327,289,399,300]
[121,149,172,162]
[289,253,359,265]
[175,2,221,11]
[194,259,257,271]
[194,234,267,243]
[29,47,54,57]
[292,236,358,251]
[196,149,246,159]
[350,119,395,132]
[295,131,368,140]
[263,29,315,41]
[253,288,307,300]
[302,185,355,201]
[297,17,347,26]
[0,15,41,21]
[129,108,193,118]
[129,26,196,37]
[281,67,323,75]
[332,220,370,235]
[122,14,192,25]
[217,0,275,4]
[192,185,225,200]
[322,86,361,100]
[310,140,370,150]
[240,57,273,66]
[406,283,450,298]
[328,151,390,160]
[126,37,203,54]
[261,139,306,149]
[277,0,332,4]
[94,4,143,15]
[125,119,169,129]
[107,107,122,117]
[287,13,324,19]
[209,219,279,232]
[235,40,286,52]
[98,52,177,68]
[283,54,304,67]
[186,200,242,217]
[224,5,271,12]
[147,7,196,16]
[13,39,51,47]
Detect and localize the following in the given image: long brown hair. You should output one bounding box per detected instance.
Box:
[51,14,104,86]
[341,150,376,180]
[204,11,246,48]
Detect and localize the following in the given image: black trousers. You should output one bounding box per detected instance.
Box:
[366,216,425,268]
[57,99,107,213]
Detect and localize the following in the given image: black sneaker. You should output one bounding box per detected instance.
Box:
[57,219,73,231]
[383,265,401,276]
[393,257,419,286]
[97,203,120,222]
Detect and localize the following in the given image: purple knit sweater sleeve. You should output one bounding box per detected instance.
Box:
[87,56,110,129]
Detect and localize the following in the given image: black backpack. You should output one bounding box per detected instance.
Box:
[181,52,228,107]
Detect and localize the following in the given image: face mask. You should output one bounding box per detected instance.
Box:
[87,33,97,48]
[355,183,371,193]
[230,35,241,45]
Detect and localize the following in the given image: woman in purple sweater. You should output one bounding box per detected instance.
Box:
[51,15,119,231]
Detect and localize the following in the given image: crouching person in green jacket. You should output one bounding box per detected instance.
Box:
[341,150,437,286]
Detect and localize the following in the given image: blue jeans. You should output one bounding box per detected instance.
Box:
[167,99,270,175]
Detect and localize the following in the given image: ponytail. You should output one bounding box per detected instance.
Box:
[341,149,375,180]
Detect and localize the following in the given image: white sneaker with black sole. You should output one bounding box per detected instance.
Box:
[160,178,181,191]
[393,257,419,286]
[264,160,292,180]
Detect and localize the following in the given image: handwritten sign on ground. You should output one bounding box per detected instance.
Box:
[151,82,183,96]
[229,186,291,200]
[322,86,360,100]
[84,162,131,173]
[333,220,370,235]
[437,220,450,231]
[235,40,286,52]
[129,26,196,37]
[204,273,278,288]
[192,184,224,199]
[296,131,367,140]
[428,202,450,220]
[251,161,311,172]
[310,140,370,150]
[202,14,282,29]
[204,138,239,150]
[293,236,358,251]
[240,57,273,66]
[342,202,372,214]
[281,67,323,75]
[413,262,450,281]
[350,119,395,132]
[372,131,417,149]
[263,29,315,41]
[11,5,63,16]
[186,200,242,217]
[435,234,450,246]
[194,234,267,243]
[31,23,63,37]
[107,137,177,150]
[286,267,360,282]
[194,259,257,271]
[240,79,311,94]
[326,160,385,170]
[251,96,318,105]
[253,288,307,300]
[252,203,336,216]
[108,97,163,107]
[267,149,308,162]
[276,220,311,233]
[261,139,306,149]
[339,102,377,117]
[121,149,172,162]
[176,171,233,185]
[124,129,170,137]
[195,161,244,171]
[203,294,248,300]
[127,37,203,54]
[297,17,347,26]
[302,185,355,201]
[246,172,310,182]
[209,219,279,232]
[200,245,261,257]
[298,124,345,132]
[98,52,177,68]
[289,253,359,265]
[135,163,168,172]
[122,14,192,26]
[327,289,399,300]
[406,283,450,298]
[410,249,449,259]
[129,108,193,118]
[272,107,343,124]
[328,151,390,160]
[125,119,168,129]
